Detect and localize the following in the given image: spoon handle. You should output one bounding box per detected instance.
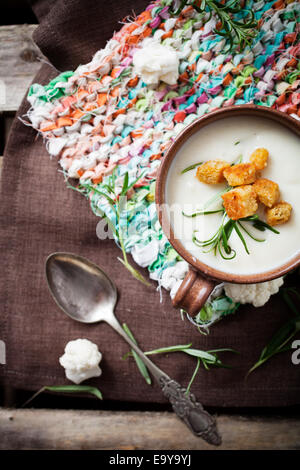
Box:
[159,376,221,446]
[107,316,221,446]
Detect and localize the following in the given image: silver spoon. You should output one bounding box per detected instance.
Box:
[45,252,221,446]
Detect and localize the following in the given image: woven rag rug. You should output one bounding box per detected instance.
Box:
[0,0,299,405]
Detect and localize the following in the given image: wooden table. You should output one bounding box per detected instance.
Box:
[1,24,300,451]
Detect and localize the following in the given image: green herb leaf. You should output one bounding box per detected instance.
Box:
[237,221,265,243]
[186,358,201,395]
[231,154,243,165]
[183,349,217,361]
[241,216,280,235]
[120,172,129,196]
[181,162,203,174]
[143,343,193,355]
[182,209,224,217]
[171,0,258,50]
[247,289,300,377]
[233,222,250,254]
[21,385,103,408]
[122,323,152,385]
[118,257,151,287]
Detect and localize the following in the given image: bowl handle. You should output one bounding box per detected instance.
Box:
[172,269,217,316]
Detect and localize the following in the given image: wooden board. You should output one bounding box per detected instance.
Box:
[0,408,300,450]
[0,25,43,112]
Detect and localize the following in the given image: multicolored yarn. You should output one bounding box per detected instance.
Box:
[26,0,300,327]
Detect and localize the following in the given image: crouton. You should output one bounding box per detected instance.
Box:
[266,201,292,226]
[253,178,280,208]
[223,163,256,186]
[196,160,231,184]
[250,147,269,170]
[222,185,258,220]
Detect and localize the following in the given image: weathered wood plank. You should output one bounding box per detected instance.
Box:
[0,25,43,112]
[0,408,299,450]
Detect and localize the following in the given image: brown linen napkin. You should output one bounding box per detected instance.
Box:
[30,0,152,71]
[0,0,299,406]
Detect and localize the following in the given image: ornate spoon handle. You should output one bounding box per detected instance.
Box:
[108,316,221,446]
[159,376,222,446]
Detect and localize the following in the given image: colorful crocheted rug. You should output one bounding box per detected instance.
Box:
[26,0,300,328]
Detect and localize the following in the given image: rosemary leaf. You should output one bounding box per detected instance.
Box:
[143,343,193,355]
[231,154,243,165]
[185,358,201,395]
[182,209,224,217]
[181,162,203,174]
[183,349,218,362]
[241,216,280,235]
[247,289,300,377]
[233,222,250,254]
[21,385,103,408]
[118,257,151,287]
[237,221,265,243]
[207,348,239,354]
[120,172,129,196]
[122,323,152,385]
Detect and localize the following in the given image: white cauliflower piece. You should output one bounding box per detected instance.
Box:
[131,239,159,268]
[133,42,179,85]
[224,277,284,308]
[59,339,102,384]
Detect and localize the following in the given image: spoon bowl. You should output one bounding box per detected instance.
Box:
[46,252,117,323]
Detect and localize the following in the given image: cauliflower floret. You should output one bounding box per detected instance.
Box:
[224,277,284,308]
[133,42,179,85]
[59,339,102,384]
[131,239,159,268]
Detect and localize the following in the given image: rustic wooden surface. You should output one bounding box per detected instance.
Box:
[1,408,300,450]
[1,23,300,451]
[0,24,43,112]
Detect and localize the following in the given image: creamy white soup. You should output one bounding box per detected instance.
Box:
[166,116,300,275]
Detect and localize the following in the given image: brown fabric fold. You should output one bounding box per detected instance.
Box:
[28,0,58,22]
[31,0,150,71]
[0,0,299,407]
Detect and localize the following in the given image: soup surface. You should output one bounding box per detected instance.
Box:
[166,116,300,275]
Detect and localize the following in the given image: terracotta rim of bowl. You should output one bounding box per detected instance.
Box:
[156,104,300,284]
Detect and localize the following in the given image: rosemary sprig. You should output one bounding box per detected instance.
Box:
[123,326,237,393]
[67,169,151,287]
[192,213,278,260]
[21,385,103,408]
[247,288,300,377]
[170,0,258,51]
